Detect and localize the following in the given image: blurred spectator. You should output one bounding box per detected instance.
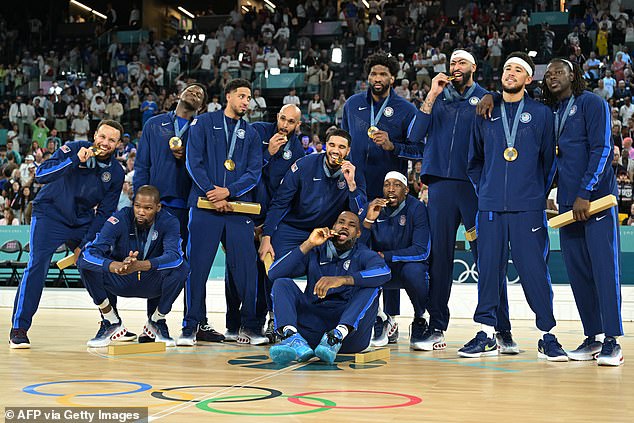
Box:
[0,207,19,225]
[283,88,300,106]
[248,88,267,122]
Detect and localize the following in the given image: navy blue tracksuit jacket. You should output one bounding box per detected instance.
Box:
[468,94,557,332]
[555,91,622,337]
[12,141,124,330]
[79,207,187,314]
[342,88,424,199]
[268,241,391,352]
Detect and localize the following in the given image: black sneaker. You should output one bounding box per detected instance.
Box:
[138,334,155,343]
[265,319,279,344]
[197,322,225,343]
[9,328,30,349]
[409,317,428,350]
[537,333,568,362]
[119,330,138,342]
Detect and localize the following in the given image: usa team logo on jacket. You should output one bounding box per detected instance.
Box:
[399,215,407,226]
[343,259,350,270]
[337,179,346,189]
[384,107,394,117]
[570,105,577,116]
[469,96,480,106]
[237,129,246,139]
[152,230,159,241]
[520,112,532,123]
[101,171,111,182]
[61,145,71,153]
[107,216,119,225]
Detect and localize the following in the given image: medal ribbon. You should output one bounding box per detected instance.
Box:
[370,92,391,130]
[223,116,242,162]
[501,98,525,151]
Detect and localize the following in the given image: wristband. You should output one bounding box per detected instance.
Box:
[364,218,375,224]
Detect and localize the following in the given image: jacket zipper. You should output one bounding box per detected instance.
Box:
[447,108,460,176]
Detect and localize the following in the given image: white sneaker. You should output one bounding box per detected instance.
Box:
[176,326,197,347]
[224,330,239,342]
[87,320,127,348]
[237,328,269,345]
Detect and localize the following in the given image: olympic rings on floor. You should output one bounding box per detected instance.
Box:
[23,380,152,397]
[151,385,283,403]
[56,390,195,409]
[196,394,335,416]
[287,389,422,410]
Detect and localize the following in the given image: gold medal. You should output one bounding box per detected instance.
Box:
[89,146,105,156]
[169,136,182,150]
[367,126,379,138]
[224,159,236,171]
[503,147,518,162]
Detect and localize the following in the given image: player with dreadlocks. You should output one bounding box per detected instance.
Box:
[543,58,624,366]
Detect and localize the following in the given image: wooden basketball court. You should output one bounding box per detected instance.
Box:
[2,308,633,422]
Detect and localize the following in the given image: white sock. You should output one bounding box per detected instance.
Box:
[283,325,297,335]
[596,333,606,342]
[151,309,166,322]
[336,324,349,339]
[102,308,119,324]
[98,299,110,309]
[481,324,495,338]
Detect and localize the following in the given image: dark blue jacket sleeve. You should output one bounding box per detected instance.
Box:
[80,215,122,272]
[341,102,350,132]
[81,170,124,248]
[392,111,425,160]
[267,246,309,280]
[228,128,262,198]
[348,172,367,215]
[35,144,82,184]
[263,163,301,236]
[133,124,152,194]
[467,116,485,193]
[541,108,556,191]
[383,204,431,263]
[186,117,215,193]
[578,96,613,200]
[149,217,184,270]
[350,250,391,287]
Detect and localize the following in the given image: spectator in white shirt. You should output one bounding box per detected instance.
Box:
[71,111,90,141]
[207,95,222,113]
[248,89,267,122]
[283,88,301,106]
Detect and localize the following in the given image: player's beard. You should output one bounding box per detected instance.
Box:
[181,99,198,112]
[232,103,246,117]
[135,218,153,230]
[452,69,472,91]
[333,236,356,252]
[502,83,524,94]
[371,82,389,97]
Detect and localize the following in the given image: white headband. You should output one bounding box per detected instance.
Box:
[384,171,408,187]
[546,59,574,71]
[504,57,533,77]
[450,50,476,65]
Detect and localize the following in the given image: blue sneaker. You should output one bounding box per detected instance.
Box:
[143,319,175,347]
[568,336,603,361]
[409,317,428,350]
[9,328,30,349]
[538,333,568,362]
[269,331,314,364]
[87,319,127,348]
[596,336,624,367]
[176,326,196,347]
[457,331,498,358]
[315,329,343,364]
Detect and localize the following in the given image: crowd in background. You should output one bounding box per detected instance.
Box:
[1,0,634,223]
